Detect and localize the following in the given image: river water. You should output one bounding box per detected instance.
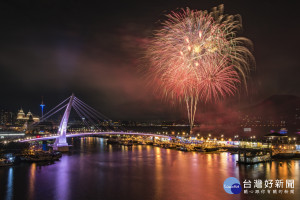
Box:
[0,137,299,200]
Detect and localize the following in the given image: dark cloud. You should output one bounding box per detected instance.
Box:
[0,0,299,121]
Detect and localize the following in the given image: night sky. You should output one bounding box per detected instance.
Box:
[0,0,299,120]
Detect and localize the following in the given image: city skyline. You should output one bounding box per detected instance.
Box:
[1,93,299,139]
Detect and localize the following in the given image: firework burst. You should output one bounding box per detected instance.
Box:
[147,4,254,133]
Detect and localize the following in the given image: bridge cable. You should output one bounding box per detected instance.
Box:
[74,97,110,120]
[72,101,103,131]
[72,102,97,129]
[73,99,108,126]
[40,96,71,121]
[72,102,94,131]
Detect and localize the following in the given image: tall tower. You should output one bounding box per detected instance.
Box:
[40,96,45,118]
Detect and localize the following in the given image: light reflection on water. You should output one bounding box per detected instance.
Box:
[0,137,299,200]
[28,163,36,200]
[5,167,13,200]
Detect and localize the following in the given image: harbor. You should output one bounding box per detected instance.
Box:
[1,137,300,200]
[1,132,300,166]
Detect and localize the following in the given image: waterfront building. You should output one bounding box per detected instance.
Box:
[16,108,40,123]
[264,132,288,141]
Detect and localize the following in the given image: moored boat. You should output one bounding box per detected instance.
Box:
[122,140,133,146]
[204,147,219,152]
[195,147,206,152]
[137,141,146,145]
[218,148,228,152]
[107,137,120,145]
[0,158,14,167]
[21,151,62,162]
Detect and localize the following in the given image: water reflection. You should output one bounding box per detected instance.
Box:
[5,167,13,200]
[0,138,299,200]
[56,156,69,200]
[28,163,36,200]
[154,147,163,199]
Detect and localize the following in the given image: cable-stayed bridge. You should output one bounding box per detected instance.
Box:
[19,94,170,151]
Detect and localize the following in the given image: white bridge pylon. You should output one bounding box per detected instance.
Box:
[53,93,75,151]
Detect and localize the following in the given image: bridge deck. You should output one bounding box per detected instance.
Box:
[19,132,171,142]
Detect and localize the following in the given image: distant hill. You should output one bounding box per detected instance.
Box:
[244,94,300,119]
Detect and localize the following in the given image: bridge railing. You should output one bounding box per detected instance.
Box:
[17,131,172,142]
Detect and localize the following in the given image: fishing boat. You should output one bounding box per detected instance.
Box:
[178,145,194,152]
[204,147,219,152]
[107,137,120,145]
[153,143,161,147]
[167,143,177,149]
[194,147,206,152]
[0,158,14,167]
[137,141,146,145]
[145,141,153,145]
[21,151,62,162]
[122,140,133,146]
[218,148,228,152]
[176,145,183,150]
